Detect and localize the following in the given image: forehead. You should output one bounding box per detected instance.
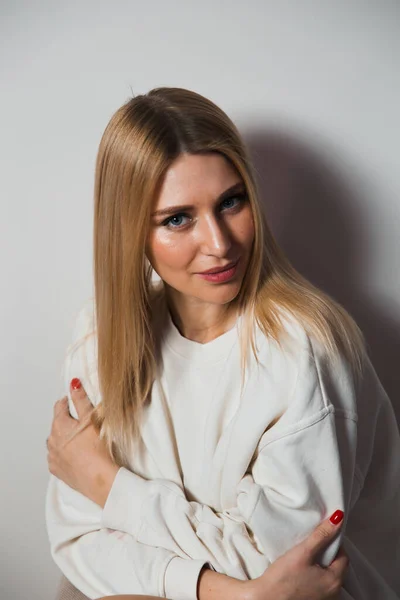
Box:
[155,153,242,206]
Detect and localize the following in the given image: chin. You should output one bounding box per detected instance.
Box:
[193,284,241,305]
[164,275,244,306]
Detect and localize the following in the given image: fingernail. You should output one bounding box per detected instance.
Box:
[330,509,344,525]
[71,378,82,390]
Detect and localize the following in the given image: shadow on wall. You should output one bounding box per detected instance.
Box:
[243,128,400,428]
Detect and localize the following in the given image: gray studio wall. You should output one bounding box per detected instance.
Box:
[1,2,399,599]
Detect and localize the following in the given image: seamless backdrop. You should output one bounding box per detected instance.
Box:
[1,2,399,600]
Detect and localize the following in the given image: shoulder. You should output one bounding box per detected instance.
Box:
[69,297,97,343]
[66,298,98,375]
[265,308,360,420]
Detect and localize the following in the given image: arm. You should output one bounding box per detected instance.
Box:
[62,302,356,580]
[47,474,202,599]
[99,333,361,574]
[46,302,236,600]
[47,473,251,600]
[101,402,350,571]
[47,466,350,600]
[52,301,271,583]
[49,302,355,599]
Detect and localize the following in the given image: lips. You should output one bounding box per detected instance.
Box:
[198,258,239,275]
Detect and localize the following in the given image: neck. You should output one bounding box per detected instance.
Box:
[165,292,239,344]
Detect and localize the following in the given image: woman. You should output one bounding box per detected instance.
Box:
[46,87,400,600]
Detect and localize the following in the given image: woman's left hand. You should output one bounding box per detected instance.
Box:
[46,379,119,508]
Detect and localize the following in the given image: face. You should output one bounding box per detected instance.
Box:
[146,152,255,312]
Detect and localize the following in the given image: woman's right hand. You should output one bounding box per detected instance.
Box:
[245,511,349,600]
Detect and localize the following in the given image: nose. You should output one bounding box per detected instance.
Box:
[197,213,233,257]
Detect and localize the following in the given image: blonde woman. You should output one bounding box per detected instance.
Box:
[45,88,400,600]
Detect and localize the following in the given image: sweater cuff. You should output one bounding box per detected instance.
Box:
[164,557,212,600]
[101,466,147,537]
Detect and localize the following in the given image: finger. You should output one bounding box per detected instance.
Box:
[51,398,76,437]
[301,510,345,563]
[328,546,350,578]
[70,378,93,420]
[53,396,68,418]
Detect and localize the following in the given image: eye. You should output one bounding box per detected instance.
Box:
[161,193,247,230]
[162,213,191,229]
[220,193,246,211]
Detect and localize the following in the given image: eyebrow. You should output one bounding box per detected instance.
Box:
[151,181,246,218]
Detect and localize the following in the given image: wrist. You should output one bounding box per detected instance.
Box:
[91,462,120,508]
[197,567,247,600]
[243,576,284,600]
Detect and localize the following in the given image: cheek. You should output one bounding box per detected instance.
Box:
[237,209,255,245]
[147,232,194,272]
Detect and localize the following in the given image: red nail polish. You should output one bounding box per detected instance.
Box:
[330,509,344,525]
[71,378,82,390]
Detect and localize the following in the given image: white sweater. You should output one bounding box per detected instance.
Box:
[46,299,400,600]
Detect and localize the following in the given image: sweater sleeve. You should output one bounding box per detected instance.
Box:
[101,334,364,579]
[45,475,209,599]
[45,301,211,600]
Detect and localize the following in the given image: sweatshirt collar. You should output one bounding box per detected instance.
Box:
[162,309,241,364]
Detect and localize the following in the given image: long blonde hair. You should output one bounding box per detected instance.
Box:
[85,87,366,467]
